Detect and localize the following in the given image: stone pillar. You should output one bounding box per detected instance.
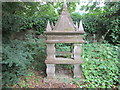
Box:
[46,64,55,79]
[73,44,82,78]
[73,64,82,78]
[73,44,82,60]
[46,44,55,60]
[46,44,55,79]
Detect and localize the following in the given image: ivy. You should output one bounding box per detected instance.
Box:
[81,43,120,88]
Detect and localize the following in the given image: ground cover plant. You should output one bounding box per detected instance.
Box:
[72,43,120,88]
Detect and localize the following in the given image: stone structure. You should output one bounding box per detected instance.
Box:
[44,3,85,79]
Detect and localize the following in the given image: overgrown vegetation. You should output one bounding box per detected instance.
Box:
[2,40,33,86]
[82,2,120,44]
[2,2,120,88]
[26,36,46,71]
[81,43,119,88]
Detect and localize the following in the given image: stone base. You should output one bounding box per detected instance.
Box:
[73,64,82,78]
[45,65,83,83]
[46,64,83,79]
[46,64,55,79]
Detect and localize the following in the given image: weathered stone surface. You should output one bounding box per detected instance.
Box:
[74,44,82,60]
[44,2,85,79]
[53,3,75,31]
[73,64,82,78]
[45,40,85,44]
[46,44,55,60]
[46,20,52,31]
[78,20,85,34]
[44,31,85,35]
[46,35,84,43]
[45,58,83,64]
[75,22,79,29]
[46,64,55,79]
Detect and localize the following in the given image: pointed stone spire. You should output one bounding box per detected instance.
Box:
[63,0,67,9]
[51,22,54,29]
[61,1,67,15]
[53,3,75,31]
[78,20,85,33]
[46,20,52,31]
[75,22,78,29]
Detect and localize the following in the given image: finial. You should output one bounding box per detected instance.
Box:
[46,20,52,31]
[75,22,78,29]
[78,20,85,33]
[51,22,54,29]
[63,0,67,8]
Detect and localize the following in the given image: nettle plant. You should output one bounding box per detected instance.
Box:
[81,43,119,88]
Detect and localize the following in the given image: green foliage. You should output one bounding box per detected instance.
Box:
[82,2,120,44]
[52,2,76,14]
[31,16,58,35]
[2,2,39,17]
[83,14,103,34]
[2,35,47,87]
[106,17,120,44]
[55,43,74,70]
[71,12,82,23]
[2,2,120,88]
[81,43,119,88]
[57,64,74,70]
[83,12,120,44]
[2,13,33,34]
[2,2,38,36]
[3,2,119,44]
[71,78,82,87]
[2,2,39,35]
[55,43,73,58]
[26,36,46,71]
[56,43,72,52]
[30,2,76,35]
[2,2,77,35]
[2,40,33,86]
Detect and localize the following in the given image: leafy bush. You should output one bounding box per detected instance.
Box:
[31,16,58,35]
[81,43,119,88]
[2,40,33,86]
[55,43,73,58]
[2,13,25,33]
[55,43,74,70]
[25,36,46,71]
[82,2,120,44]
[71,12,82,23]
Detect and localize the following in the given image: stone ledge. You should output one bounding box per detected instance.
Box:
[44,31,85,35]
[45,58,84,64]
[45,40,85,43]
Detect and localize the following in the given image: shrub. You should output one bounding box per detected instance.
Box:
[2,40,33,86]
[82,7,120,44]
[25,36,46,71]
[2,13,33,33]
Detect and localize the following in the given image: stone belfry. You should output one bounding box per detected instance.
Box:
[44,2,85,79]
